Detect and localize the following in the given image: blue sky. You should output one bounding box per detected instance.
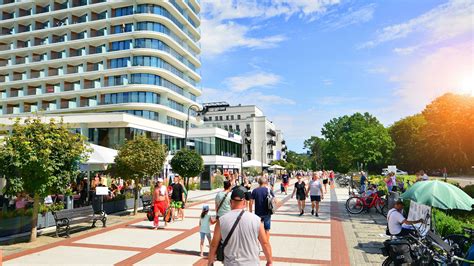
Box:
[198,0,474,152]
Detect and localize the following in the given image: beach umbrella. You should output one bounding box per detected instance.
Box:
[400,180,474,211]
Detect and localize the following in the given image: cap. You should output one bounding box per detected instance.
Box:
[231,186,248,200]
[202,205,209,211]
[157,178,164,183]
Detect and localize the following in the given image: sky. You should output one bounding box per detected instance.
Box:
[197,0,474,152]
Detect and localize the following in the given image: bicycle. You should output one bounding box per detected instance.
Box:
[444,227,474,262]
[345,190,388,216]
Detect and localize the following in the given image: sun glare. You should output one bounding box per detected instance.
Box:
[458,74,474,96]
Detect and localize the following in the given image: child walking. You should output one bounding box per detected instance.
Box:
[199,205,216,257]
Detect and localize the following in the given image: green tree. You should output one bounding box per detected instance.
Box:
[270,159,287,167]
[286,151,313,170]
[170,149,204,191]
[113,136,167,215]
[389,114,427,172]
[0,117,89,242]
[421,93,474,173]
[303,136,327,169]
[319,112,394,172]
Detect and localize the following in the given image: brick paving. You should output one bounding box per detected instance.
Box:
[1,180,353,265]
[335,188,388,266]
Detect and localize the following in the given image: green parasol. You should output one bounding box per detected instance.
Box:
[400,180,474,211]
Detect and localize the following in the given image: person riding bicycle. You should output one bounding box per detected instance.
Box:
[387,199,423,236]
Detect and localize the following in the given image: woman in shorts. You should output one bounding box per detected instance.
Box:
[291,173,307,216]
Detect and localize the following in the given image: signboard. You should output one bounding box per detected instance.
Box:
[95,186,108,195]
[387,165,397,174]
[404,201,431,234]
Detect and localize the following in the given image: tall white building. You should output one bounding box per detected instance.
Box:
[0,0,202,151]
[202,102,287,165]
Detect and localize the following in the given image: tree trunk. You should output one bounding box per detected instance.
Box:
[30,193,40,242]
[133,178,139,216]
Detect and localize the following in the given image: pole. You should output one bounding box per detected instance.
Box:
[184,104,200,149]
[261,139,266,175]
[240,134,244,184]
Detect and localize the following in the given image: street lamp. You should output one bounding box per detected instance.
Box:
[184,104,204,149]
[261,139,266,175]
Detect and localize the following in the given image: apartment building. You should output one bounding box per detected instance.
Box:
[0,0,202,152]
[201,102,287,165]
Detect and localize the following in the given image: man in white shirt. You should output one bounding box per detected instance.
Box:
[387,199,423,236]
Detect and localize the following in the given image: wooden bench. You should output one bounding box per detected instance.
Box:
[52,205,106,238]
[141,194,152,210]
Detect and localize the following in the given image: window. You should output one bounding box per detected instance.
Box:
[226,115,229,120]
[229,125,233,131]
[208,117,212,121]
[167,116,184,128]
[112,23,132,34]
[102,91,160,105]
[231,115,234,120]
[168,99,184,112]
[224,125,228,131]
[114,6,133,17]
[237,115,241,120]
[220,116,223,121]
[236,125,240,131]
[109,57,129,68]
[107,75,127,86]
[110,40,132,51]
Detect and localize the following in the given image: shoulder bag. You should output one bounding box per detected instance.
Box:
[216,210,245,261]
[215,191,229,220]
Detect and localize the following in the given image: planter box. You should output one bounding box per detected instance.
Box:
[37,212,55,229]
[101,198,142,214]
[0,216,32,237]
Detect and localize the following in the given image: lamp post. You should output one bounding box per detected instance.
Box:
[240,132,244,184]
[184,104,202,149]
[261,139,266,175]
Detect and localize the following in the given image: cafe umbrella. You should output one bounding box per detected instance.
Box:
[400,180,474,232]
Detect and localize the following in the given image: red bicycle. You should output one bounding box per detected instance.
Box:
[345,190,388,217]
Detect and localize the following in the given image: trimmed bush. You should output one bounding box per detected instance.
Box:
[462,185,474,198]
[434,209,466,237]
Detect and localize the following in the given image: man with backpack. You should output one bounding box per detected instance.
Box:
[215,181,232,219]
[250,176,275,239]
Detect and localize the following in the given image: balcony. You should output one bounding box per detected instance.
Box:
[245,128,251,135]
[71,31,86,41]
[64,81,80,91]
[246,149,252,155]
[60,99,77,109]
[0,42,9,51]
[24,103,39,113]
[13,72,26,81]
[27,86,41,96]
[15,56,26,64]
[2,12,13,20]
[9,88,23,97]
[72,0,87,8]
[53,18,68,28]
[72,14,87,24]
[267,150,274,155]
[35,21,49,30]
[267,140,276,146]
[0,58,7,67]
[52,35,66,44]
[91,11,107,21]
[42,101,57,111]
[36,5,50,14]
[54,2,68,11]
[6,105,20,115]
[19,8,32,17]
[34,37,48,46]
[18,24,31,33]
[1,27,13,36]
[31,53,45,63]
[281,140,286,145]
[245,137,252,144]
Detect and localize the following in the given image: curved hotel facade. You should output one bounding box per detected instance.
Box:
[0,0,201,151]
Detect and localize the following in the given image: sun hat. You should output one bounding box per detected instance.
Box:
[157,178,164,183]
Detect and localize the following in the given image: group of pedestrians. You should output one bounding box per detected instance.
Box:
[151,175,187,229]
[291,172,325,216]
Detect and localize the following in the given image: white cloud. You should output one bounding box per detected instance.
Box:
[366,66,388,74]
[322,79,333,86]
[360,0,474,48]
[200,0,341,57]
[225,72,282,92]
[393,46,418,55]
[201,87,295,106]
[323,3,375,30]
[200,19,286,57]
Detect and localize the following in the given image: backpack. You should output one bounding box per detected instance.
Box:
[266,188,276,214]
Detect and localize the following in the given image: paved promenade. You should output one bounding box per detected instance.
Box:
[2,182,351,265]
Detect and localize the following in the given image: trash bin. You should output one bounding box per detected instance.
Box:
[387,191,400,210]
[92,194,103,213]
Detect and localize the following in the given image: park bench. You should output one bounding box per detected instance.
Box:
[52,205,106,238]
[141,194,152,210]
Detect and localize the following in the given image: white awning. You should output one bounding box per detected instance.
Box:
[269,164,285,170]
[81,144,118,171]
[243,159,270,168]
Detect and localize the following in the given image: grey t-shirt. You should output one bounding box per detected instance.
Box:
[219,210,261,266]
[309,180,322,196]
[215,191,231,217]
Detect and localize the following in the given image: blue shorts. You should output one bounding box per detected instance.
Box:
[310,195,321,202]
[200,232,211,241]
[260,215,271,231]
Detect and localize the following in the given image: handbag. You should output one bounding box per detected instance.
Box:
[216,210,245,261]
[215,191,230,220]
[146,207,154,222]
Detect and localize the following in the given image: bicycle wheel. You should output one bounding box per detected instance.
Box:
[375,198,388,217]
[345,196,365,214]
[443,234,470,258]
